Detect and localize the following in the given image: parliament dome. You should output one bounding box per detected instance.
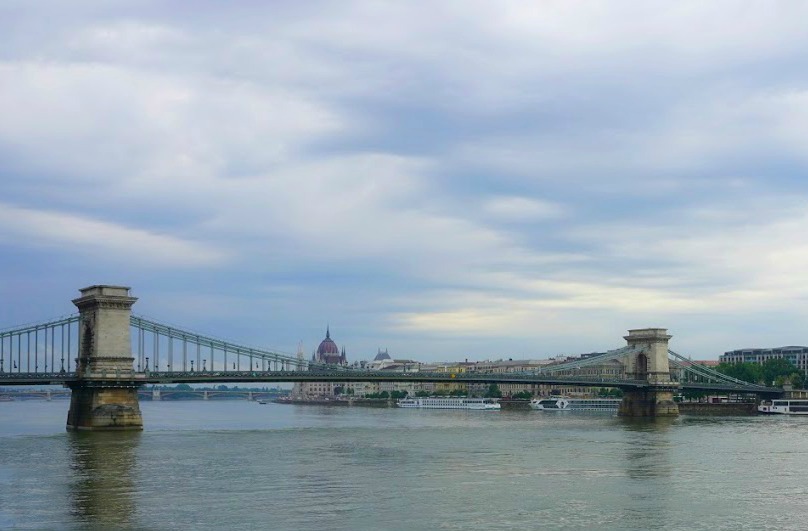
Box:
[313,327,347,365]
[317,327,340,355]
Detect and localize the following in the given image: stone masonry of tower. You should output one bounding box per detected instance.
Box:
[618,328,679,417]
[66,285,144,430]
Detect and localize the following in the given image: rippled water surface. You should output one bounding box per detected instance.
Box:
[1,400,807,530]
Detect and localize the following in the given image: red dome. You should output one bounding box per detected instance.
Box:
[317,336,339,355]
[314,327,347,365]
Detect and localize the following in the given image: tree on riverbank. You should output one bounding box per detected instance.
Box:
[715,359,803,388]
[510,391,532,400]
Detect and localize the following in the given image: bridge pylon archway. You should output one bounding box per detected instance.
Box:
[619,328,679,417]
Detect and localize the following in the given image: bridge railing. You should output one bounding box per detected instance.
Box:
[668,350,771,390]
[131,315,364,375]
[0,314,81,375]
[536,346,640,374]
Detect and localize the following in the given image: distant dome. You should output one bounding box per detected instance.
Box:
[374,349,391,361]
[314,327,347,365]
[317,328,340,356]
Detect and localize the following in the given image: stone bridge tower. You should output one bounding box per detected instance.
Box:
[619,328,679,417]
[66,285,143,430]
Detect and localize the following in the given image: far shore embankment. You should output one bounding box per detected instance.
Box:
[272,397,395,407]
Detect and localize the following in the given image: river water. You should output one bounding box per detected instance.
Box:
[1,400,806,530]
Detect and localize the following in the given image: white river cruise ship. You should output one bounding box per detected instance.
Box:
[530,397,622,412]
[397,397,501,410]
[758,399,808,415]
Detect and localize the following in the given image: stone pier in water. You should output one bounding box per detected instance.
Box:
[66,285,144,431]
[618,328,680,417]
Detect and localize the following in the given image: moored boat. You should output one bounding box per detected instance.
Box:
[397,397,500,410]
[758,399,808,415]
[530,397,621,412]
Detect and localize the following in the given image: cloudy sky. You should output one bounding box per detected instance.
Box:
[2,1,808,362]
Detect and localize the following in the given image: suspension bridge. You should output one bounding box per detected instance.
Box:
[0,285,781,429]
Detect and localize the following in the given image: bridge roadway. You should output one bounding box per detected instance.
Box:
[0,369,782,397]
[0,389,284,400]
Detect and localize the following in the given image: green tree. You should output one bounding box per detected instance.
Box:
[682,389,709,401]
[512,391,532,400]
[715,362,763,384]
[485,384,502,398]
[762,358,800,387]
[415,390,431,397]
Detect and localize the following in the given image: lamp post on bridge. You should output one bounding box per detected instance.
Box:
[190,360,194,372]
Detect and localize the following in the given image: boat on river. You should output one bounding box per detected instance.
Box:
[530,397,621,412]
[397,397,500,410]
[758,399,808,415]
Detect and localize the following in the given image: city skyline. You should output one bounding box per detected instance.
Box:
[3,2,808,361]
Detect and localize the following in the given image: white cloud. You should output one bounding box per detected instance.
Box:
[483,196,566,221]
[0,203,226,268]
[0,60,344,189]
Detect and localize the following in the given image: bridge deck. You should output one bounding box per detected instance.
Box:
[0,370,781,396]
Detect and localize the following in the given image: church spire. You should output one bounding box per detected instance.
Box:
[326,325,330,339]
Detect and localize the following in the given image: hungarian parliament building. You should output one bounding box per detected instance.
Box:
[291,328,661,400]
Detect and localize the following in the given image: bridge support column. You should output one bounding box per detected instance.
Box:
[619,328,679,418]
[66,286,143,431]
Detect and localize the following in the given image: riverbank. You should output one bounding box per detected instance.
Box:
[272,397,395,407]
[498,399,532,410]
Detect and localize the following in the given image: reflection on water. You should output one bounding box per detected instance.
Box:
[68,431,140,528]
[616,417,676,529]
[618,417,675,479]
[617,416,677,433]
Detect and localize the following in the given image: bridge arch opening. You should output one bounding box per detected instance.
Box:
[636,353,648,379]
